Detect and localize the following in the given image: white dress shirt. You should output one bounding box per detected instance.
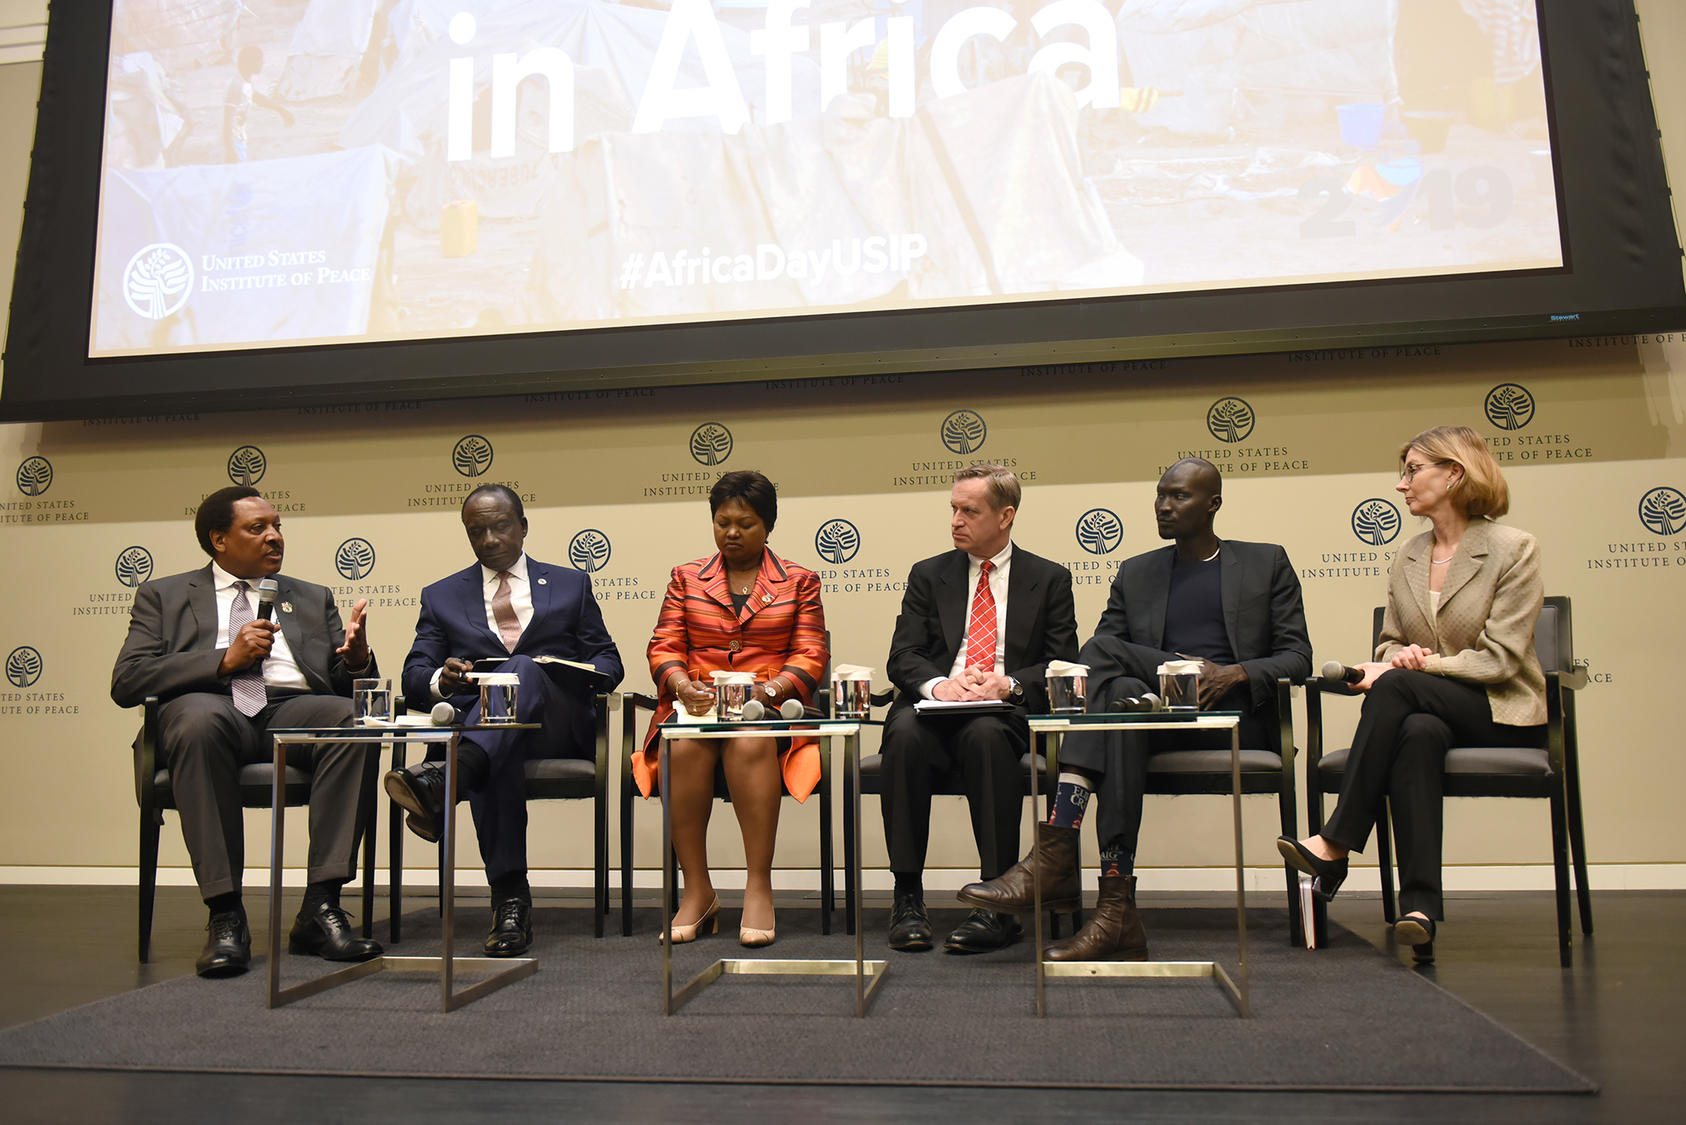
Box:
[211,561,308,693]
[920,542,1013,698]
[429,553,533,701]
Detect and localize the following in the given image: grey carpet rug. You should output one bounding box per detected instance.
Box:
[0,904,1595,1093]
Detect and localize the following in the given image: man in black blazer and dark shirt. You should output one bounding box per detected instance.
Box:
[958,458,1311,959]
[881,463,1078,954]
[112,486,382,978]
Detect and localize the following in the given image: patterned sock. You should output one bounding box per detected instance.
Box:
[1047,773,1094,829]
[1099,839,1133,878]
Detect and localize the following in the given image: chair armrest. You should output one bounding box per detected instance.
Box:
[1558,661,1590,692]
[620,692,659,772]
[1275,677,1296,769]
[136,696,162,814]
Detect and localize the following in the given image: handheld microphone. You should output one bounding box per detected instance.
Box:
[1110,692,1162,713]
[430,701,458,725]
[255,578,279,622]
[1321,660,1365,685]
[741,697,805,721]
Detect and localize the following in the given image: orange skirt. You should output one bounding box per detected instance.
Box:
[634,696,820,803]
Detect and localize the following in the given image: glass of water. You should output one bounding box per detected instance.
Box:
[352,678,393,725]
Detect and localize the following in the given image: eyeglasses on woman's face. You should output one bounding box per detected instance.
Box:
[1399,460,1450,483]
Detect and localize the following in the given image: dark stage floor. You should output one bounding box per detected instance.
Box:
[1,884,1681,1122]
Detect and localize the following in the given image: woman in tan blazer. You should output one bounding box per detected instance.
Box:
[1279,425,1546,962]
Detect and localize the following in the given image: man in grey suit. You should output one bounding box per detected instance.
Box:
[112,486,382,978]
[959,458,1312,959]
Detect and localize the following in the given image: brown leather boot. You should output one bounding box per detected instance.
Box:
[955,822,1082,913]
[1043,874,1148,961]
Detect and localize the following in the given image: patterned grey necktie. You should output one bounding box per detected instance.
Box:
[229,581,268,718]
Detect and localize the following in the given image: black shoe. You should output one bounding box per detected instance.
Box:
[196,909,251,978]
[288,902,383,962]
[944,908,1023,954]
[484,897,533,957]
[1276,836,1349,901]
[1395,914,1436,965]
[384,763,447,844]
[887,891,933,952]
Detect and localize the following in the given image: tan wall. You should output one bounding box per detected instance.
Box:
[1,3,1683,892]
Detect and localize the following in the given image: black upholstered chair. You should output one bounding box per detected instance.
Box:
[134,695,378,962]
[1141,677,1305,945]
[840,688,1067,938]
[1305,596,1592,965]
[618,691,834,936]
[387,691,615,941]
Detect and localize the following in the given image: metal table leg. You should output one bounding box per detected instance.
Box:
[660,725,885,1017]
[267,729,536,1011]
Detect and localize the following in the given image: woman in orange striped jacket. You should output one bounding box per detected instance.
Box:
[636,470,828,948]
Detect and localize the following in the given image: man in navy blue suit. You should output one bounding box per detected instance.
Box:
[386,484,623,955]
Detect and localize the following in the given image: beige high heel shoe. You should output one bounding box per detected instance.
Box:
[660,895,720,944]
[739,908,776,948]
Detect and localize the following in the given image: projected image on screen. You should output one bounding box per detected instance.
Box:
[90,0,1562,358]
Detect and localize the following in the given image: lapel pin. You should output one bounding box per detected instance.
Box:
[280,602,294,614]
[762,593,773,604]
[537,577,548,586]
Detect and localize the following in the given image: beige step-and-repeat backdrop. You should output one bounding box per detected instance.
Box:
[1,0,1683,895]
[0,337,1681,893]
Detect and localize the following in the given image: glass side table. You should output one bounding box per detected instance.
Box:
[1027,711,1250,1018]
[266,716,541,1012]
[657,717,887,1017]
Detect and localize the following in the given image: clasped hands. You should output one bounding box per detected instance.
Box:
[1346,644,1438,692]
[932,666,1011,702]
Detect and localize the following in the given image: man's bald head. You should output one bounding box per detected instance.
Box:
[1155,458,1223,543]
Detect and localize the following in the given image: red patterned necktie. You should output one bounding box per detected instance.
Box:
[964,559,998,671]
[229,581,267,717]
[492,571,522,652]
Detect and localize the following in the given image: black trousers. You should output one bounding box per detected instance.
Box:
[879,705,1027,881]
[1321,669,1544,919]
[426,655,591,885]
[1060,633,1270,858]
[152,691,375,901]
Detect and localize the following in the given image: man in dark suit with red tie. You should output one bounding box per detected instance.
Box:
[385,485,623,956]
[880,463,1079,954]
[112,486,382,978]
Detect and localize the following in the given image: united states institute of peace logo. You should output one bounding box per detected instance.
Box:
[115,546,154,588]
[1351,498,1402,546]
[335,538,376,580]
[227,445,266,485]
[1485,383,1535,430]
[453,435,494,477]
[1075,508,1124,555]
[15,455,52,496]
[6,646,42,689]
[569,529,612,572]
[1638,487,1686,536]
[814,519,861,564]
[941,410,987,455]
[1206,397,1255,444]
[689,423,733,466]
[123,242,194,320]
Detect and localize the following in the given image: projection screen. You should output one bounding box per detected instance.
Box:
[90,0,1565,359]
